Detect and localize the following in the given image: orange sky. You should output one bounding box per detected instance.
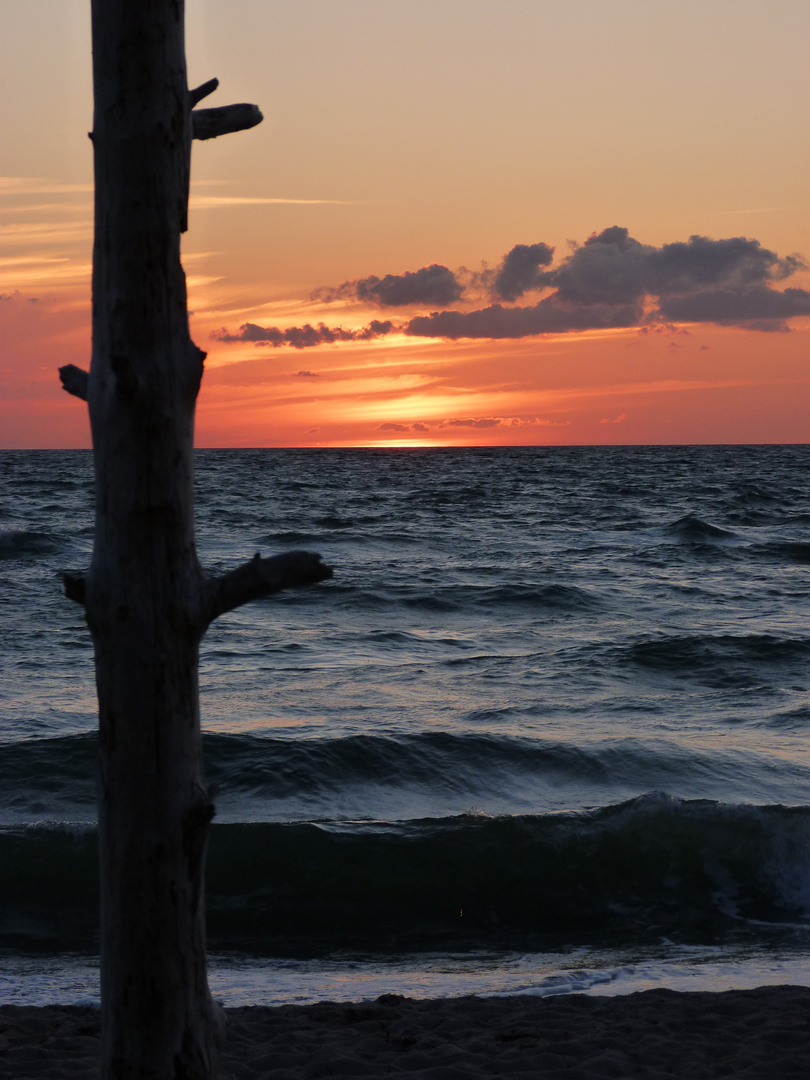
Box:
[2,1,810,448]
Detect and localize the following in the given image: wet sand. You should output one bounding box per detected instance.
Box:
[2,985,809,1078]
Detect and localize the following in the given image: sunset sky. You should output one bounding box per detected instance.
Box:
[2,0,809,448]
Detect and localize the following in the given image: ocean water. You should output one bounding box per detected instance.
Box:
[2,444,810,1005]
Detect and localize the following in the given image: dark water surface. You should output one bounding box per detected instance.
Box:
[3,446,810,1002]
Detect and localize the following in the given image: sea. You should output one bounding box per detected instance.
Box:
[3,444,810,1007]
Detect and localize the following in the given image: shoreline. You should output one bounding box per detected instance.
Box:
[4,943,810,1009]
[3,985,810,1079]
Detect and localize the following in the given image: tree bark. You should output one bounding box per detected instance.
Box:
[84,4,328,1077]
[88,3,218,1076]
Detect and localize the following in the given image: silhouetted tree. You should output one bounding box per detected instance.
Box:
[59,3,330,1077]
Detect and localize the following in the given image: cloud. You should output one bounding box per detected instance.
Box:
[547,227,805,307]
[377,421,433,432]
[318,264,463,307]
[375,417,569,433]
[442,417,501,429]
[658,285,810,328]
[405,296,641,339]
[215,228,809,349]
[405,229,808,338]
[600,413,628,424]
[491,242,555,301]
[190,195,354,208]
[359,264,463,306]
[354,319,397,339]
[651,235,803,289]
[211,319,395,348]
[439,416,571,429]
[294,370,319,377]
[0,177,92,195]
[548,227,648,305]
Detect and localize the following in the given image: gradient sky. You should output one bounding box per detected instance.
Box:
[2,0,809,448]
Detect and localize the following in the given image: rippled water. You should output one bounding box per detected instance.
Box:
[3,445,810,1002]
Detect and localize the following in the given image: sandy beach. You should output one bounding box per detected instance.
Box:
[2,985,809,1079]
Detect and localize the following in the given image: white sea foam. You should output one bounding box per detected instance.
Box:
[3,946,810,1008]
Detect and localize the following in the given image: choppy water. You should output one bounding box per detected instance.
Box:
[3,445,810,1003]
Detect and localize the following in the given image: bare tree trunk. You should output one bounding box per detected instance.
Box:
[87,4,220,1075]
[57,3,329,1077]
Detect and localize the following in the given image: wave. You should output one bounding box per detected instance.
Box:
[470,584,602,610]
[620,633,810,686]
[5,729,810,826]
[401,583,602,613]
[254,529,419,547]
[3,795,809,954]
[327,581,602,615]
[0,734,97,821]
[664,514,737,541]
[0,529,62,559]
[248,580,605,617]
[761,541,810,565]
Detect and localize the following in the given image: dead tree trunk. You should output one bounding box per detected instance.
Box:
[59,3,330,1078]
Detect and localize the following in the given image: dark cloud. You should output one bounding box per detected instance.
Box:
[405,296,641,340]
[658,285,810,328]
[214,229,808,348]
[287,324,352,349]
[650,235,803,292]
[550,227,648,305]
[294,370,319,377]
[357,264,463,306]
[442,417,501,429]
[211,320,395,348]
[405,229,808,338]
[355,319,396,339]
[318,264,463,307]
[377,421,433,433]
[548,227,806,307]
[491,242,555,301]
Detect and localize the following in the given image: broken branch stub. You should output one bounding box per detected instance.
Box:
[210,550,332,621]
[192,104,263,141]
[59,364,89,402]
[64,574,87,605]
[189,77,219,107]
